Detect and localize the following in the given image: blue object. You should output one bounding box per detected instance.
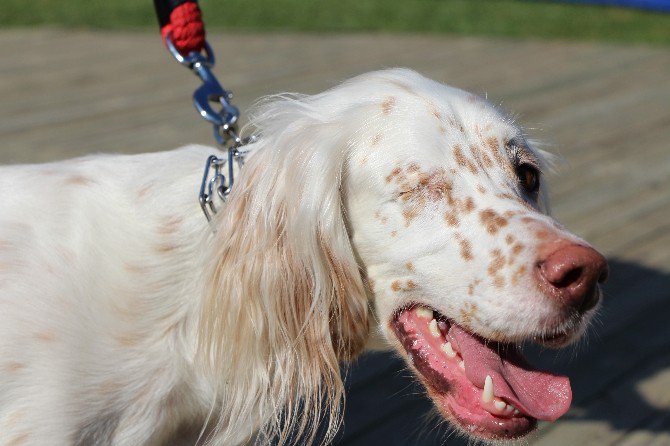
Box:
[556,0,670,12]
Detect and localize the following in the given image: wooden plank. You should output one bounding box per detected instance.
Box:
[534,347,670,445]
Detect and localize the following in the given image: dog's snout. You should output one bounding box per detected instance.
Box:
[537,244,608,313]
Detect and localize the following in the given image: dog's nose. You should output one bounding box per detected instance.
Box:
[537,244,608,313]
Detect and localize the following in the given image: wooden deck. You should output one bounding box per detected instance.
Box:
[2,29,669,445]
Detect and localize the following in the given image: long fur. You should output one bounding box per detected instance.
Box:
[198,95,369,445]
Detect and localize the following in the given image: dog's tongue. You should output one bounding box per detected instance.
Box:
[449,325,572,421]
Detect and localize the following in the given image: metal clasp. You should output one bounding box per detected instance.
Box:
[166,35,240,146]
[165,35,255,223]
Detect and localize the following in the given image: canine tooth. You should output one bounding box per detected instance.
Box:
[513,409,520,415]
[494,400,506,411]
[428,319,441,338]
[415,307,433,320]
[458,360,465,370]
[441,342,457,358]
[504,405,515,414]
[482,375,494,403]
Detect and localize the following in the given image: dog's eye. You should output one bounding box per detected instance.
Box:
[517,164,540,194]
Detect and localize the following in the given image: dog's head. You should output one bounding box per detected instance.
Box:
[340,69,608,439]
[200,68,607,444]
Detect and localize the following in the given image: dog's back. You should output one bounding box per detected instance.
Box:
[0,146,218,445]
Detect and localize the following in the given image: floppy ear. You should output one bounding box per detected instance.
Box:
[197,101,369,444]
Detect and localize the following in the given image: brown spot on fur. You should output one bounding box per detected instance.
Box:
[497,193,517,201]
[454,145,467,167]
[467,279,481,296]
[124,263,146,275]
[115,332,141,347]
[444,210,459,227]
[137,183,153,199]
[463,197,475,213]
[405,262,415,272]
[403,209,417,226]
[407,163,420,173]
[477,184,487,194]
[536,230,550,240]
[156,243,179,253]
[33,332,56,343]
[157,216,183,235]
[385,167,402,183]
[432,108,442,120]
[63,175,94,186]
[366,278,376,291]
[382,96,396,114]
[512,265,527,286]
[460,302,479,327]
[512,243,525,256]
[486,137,516,179]
[380,216,388,225]
[504,210,519,218]
[391,280,401,291]
[406,280,417,290]
[505,234,515,245]
[482,152,493,168]
[2,362,26,373]
[458,237,474,261]
[480,209,508,234]
[401,169,454,204]
[488,249,506,276]
[371,133,382,146]
[391,230,397,237]
[359,156,369,165]
[466,160,478,175]
[439,125,447,135]
[493,275,506,289]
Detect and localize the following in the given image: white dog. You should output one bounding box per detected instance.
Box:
[0,69,607,445]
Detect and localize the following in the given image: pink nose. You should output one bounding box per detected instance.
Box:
[537,244,608,313]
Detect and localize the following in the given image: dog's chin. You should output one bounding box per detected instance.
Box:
[389,304,575,441]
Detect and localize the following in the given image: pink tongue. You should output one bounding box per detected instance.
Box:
[449,325,572,421]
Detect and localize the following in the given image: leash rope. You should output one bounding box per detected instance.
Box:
[153,0,253,222]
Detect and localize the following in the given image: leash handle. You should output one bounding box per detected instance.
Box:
[154,0,205,55]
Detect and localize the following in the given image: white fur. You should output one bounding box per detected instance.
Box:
[0,69,596,445]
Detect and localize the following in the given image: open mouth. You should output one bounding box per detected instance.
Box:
[390,305,572,440]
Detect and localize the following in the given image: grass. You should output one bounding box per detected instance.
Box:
[2,0,670,45]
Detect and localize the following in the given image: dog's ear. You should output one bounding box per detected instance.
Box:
[197,112,369,444]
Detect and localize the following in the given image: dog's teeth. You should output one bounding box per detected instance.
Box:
[415,307,433,320]
[428,319,441,338]
[504,404,515,415]
[441,342,456,358]
[494,400,506,411]
[458,360,465,370]
[513,408,520,415]
[437,320,448,333]
[482,375,494,403]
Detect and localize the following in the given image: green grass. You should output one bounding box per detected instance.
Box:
[3,0,670,45]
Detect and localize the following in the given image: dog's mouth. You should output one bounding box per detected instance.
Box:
[390,305,572,440]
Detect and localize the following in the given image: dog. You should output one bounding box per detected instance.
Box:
[0,68,607,445]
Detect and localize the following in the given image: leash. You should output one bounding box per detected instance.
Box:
[153,0,253,222]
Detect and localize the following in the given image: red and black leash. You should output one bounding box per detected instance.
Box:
[153,0,205,56]
[153,0,251,222]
